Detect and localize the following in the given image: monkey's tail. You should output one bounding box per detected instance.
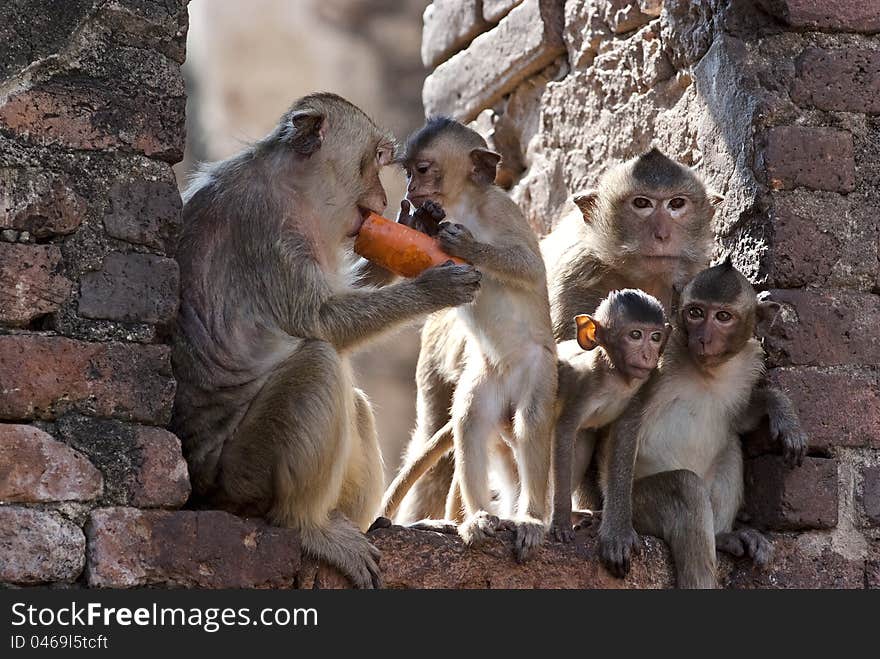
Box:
[381,420,454,519]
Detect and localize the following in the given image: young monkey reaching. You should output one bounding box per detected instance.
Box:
[549,289,670,543]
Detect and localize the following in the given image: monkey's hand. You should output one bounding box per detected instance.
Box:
[770,414,807,468]
[598,523,643,579]
[513,518,546,563]
[413,261,481,307]
[549,512,575,544]
[458,510,500,547]
[716,527,773,567]
[437,222,480,261]
[397,199,446,236]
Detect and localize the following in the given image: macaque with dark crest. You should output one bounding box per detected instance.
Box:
[597,261,807,588]
[171,94,481,588]
[549,289,670,542]
[396,148,721,523]
[396,117,557,560]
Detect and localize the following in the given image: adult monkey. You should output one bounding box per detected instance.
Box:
[597,261,807,588]
[396,148,720,524]
[171,94,481,588]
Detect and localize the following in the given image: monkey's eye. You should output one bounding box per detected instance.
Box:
[668,197,687,210]
[629,329,643,340]
[650,331,663,342]
[632,197,653,209]
[416,161,431,175]
[716,310,733,322]
[687,307,704,319]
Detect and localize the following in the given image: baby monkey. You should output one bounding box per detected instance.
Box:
[549,290,670,542]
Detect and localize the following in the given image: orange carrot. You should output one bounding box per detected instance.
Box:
[354,212,466,277]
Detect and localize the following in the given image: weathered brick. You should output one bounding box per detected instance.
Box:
[0,76,184,163]
[56,415,189,508]
[768,367,880,450]
[0,507,85,584]
[764,126,855,193]
[0,243,72,326]
[421,0,487,68]
[605,0,654,33]
[744,456,838,531]
[720,534,865,589]
[863,466,880,526]
[86,508,301,588]
[792,47,880,114]
[769,193,879,290]
[79,252,179,324]
[760,0,880,33]
[423,0,565,122]
[869,542,880,588]
[761,289,880,367]
[0,168,86,238]
[0,335,174,424]
[483,0,524,23]
[103,180,182,253]
[0,424,101,502]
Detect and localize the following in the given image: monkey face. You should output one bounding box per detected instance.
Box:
[680,301,752,367]
[622,193,695,260]
[610,323,669,381]
[403,151,445,209]
[350,139,394,236]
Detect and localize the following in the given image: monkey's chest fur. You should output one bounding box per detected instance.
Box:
[634,342,764,481]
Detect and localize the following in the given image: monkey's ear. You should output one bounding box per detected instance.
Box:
[708,191,724,207]
[572,190,599,222]
[574,314,600,351]
[756,297,781,325]
[285,109,325,156]
[469,149,501,186]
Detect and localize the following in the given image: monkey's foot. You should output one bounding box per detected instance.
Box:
[367,516,392,532]
[299,515,383,589]
[458,511,500,547]
[549,516,575,543]
[716,527,773,567]
[572,509,596,530]
[407,519,458,534]
[514,519,546,562]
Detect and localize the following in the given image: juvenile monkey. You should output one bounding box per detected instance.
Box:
[549,290,670,543]
[381,289,670,542]
[397,149,720,521]
[171,94,481,588]
[396,117,557,560]
[597,261,807,588]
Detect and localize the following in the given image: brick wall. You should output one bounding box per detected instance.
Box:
[2,0,876,589]
[420,0,879,587]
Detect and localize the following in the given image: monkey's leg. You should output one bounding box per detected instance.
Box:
[444,474,464,522]
[452,372,503,546]
[337,388,385,531]
[218,341,381,589]
[632,470,717,589]
[709,439,773,567]
[550,418,578,543]
[395,349,456,523]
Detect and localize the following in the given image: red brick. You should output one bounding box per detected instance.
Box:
[792,47,880,114]
[0,78,184,162]
[78,252,179,324]
[55,415,190,508]
[0,244,72,327]
[0,335,174,424]
[720,534,865,589]
[0,507,85,584]
[86,508,301,588]
[862,466,880,526]
[103,180,181,253]
[744,456,838,531]
[0,424,101,502]
[761,0,880,33]
[764,126,855,193]
[761,289,880,367]
[769,367,880,450]
[423,0,565,122]
[0,169,85,238]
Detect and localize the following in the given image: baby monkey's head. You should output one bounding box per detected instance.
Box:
[574,289,670,383]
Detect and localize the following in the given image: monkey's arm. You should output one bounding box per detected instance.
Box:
[550,406,580,543]
[738,386,807,467]
[317,263,481,351]
[597,397,644,578]
[438,223,544,287]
